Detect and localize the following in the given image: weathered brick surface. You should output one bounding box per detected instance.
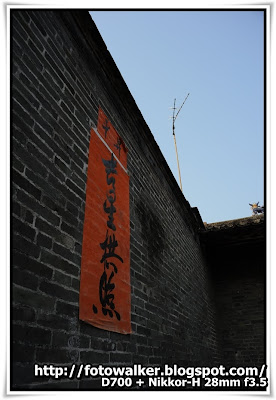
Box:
[210,240,265,368]
[11,10,221,389]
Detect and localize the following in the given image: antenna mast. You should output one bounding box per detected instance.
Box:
[171,93,190,192]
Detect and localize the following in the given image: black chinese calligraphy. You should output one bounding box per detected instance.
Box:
[92,245,121,320]
[103,195,116,231]
[102,154,117,231]
[100,231,123,264]
[102,153,117,186]
[93,153,123,321]
[114,137,122,158]
[98,259,121,320]
[102,118,110,138]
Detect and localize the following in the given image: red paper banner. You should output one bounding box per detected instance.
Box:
[79,108,131,334]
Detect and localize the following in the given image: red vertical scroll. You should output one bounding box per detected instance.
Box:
[79,107,131,334]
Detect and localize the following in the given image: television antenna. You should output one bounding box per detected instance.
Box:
[170,93,190,192]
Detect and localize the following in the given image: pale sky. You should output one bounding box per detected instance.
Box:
[90,9,265,223]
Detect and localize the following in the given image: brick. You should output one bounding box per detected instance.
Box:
[29,11,55,35]
[23,24,45,53]
[58,71,77,101]
[55,205,79,229]
[71,160,88,184]
[70,171,86,191]
[40,70,62,102]
[13,267,39,291]
[33,120,53,142]
[79,319,110,338]
[12,17,29,42]
[12,304,36,322]
[80,351,109,365]
[67,146,85,170]
[74,242,82,255]
[63,60,77,83]
[45,47,64,73]
[37,313,70,331]
[11,363,49,387]
[12,170,41,200]
[54,155,69,174]
[12,155,25,174]
[12,323,51,345]
[17,68,40,94]
[72,109,88,134]
[99,339,121,353]
[29,18,47,38]
[16,10,32,25]
[71,159,86,175]
[134,287,148,302]
[12,343,36,363]
[43,59,65,90]
[39,107,58,130]
[39,280,79,303]
[72,142,87,163]
[110,352,132,364]
[12,217,36,241]
[22,49,44,74]
[48,173,82,207]
[53,242,74,261]
[13,85,40,112]
[19,181,61,227]
[52,332,89,349]
[33,112,56,138]
[13,285,55,312]
[36,349,79,363]
[36,217,74,249]
[78,211,85,225]
[40,248,79,276]
[12,125,28,149]
[51,134,71,164]
[60,99,74,116]
[37,232,52,249]
[56,300,78,318]
[28,131,55,160]
[12,201,21,218]
[24,209,34,224]
[60,221,82,243]
[74,93,92,119]
[137,325,151,337]
[14,142,49,180]
[71,277,79,292]
[35,217,62,240]
[12,37,24,59]
[72,123,89,148]
[53,269,72,287]
[13,251,53,280]
[26,178,63,220]
[42,182,67,208]
[59,114,75,139]
[13,11,30,32]
[66,200,79,217]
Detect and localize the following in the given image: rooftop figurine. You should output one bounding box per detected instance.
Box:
[249,202,264,215]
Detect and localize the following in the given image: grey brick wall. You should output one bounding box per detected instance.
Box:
[11,10,221,390]
[211,241,265,368]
